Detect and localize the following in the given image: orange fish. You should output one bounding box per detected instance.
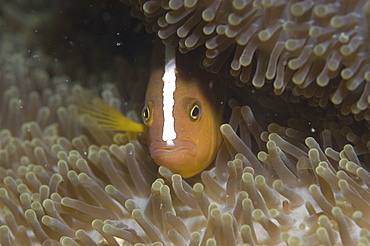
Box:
[142,42,224,178]
[78,42,225,178]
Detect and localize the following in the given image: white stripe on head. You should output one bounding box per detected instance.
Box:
[161,46,177,146]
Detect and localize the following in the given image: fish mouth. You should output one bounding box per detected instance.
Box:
[149,139,197,157]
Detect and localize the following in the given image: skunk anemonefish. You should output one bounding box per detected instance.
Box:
[143,42,225,178]
[78,41,225,178]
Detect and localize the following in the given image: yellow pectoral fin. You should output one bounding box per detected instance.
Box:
[75,97,145,133]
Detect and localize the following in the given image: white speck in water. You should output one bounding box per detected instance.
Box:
[208,81,214,89]
[311,128,316,133]
[338,32,349,44]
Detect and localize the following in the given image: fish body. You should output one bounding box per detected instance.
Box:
[143,43,224,178]
[78,42,224,178]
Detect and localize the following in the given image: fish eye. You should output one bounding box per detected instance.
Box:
[142,104,152,126]
[189,103,201,121]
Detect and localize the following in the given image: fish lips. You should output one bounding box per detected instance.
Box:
[149,139,198,161]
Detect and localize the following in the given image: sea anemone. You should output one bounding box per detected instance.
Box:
[123,0,370,121]
[1,1,370,246]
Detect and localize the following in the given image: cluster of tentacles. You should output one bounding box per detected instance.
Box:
[0,30,370,246]
[1,1,370,246]
[124,0,370,122]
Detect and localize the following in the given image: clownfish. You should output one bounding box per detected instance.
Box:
[78,41,224,178]
[142,42,224,178]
